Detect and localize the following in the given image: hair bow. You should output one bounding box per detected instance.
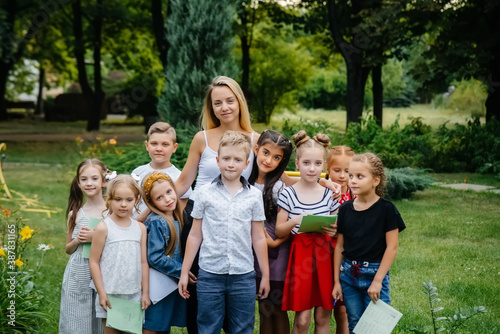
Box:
[105,170,117,180]
[131,173,140,182]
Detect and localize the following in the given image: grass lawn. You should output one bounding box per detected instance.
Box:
[1,163,498,333]
[0,108,497,333]
[263,104,485,133]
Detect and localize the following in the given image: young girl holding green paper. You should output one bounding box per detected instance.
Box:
[59,159,108,334]
[275,131,340,333]
[89,174,151,333]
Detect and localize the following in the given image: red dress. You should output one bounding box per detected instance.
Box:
[281,188,353,311]
[282,233,336,311]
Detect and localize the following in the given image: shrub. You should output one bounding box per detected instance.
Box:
[76,124,198,174]
[298,69,347,110]
[432,78,487,117]
[0,207,55,332]
[278,115,500,175]
[447,79,487,117]
[385,168,433,200]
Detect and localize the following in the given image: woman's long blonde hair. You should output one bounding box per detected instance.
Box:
[200,76,253,132]
[141,172,183,257]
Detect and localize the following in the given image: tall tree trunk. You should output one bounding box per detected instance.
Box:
[35,65,45,116]
[240,34,250,99]
[0,65,9,121]
[0,2,18,120]
[344,58,365,127]
[152,0,168,69]
[238,3,255,99]
[327,0,365,129]
[0,2,39,120]
[73,0,96,130]
[372,64,383,126]
[87,0,103,132]
[485,54,500,122]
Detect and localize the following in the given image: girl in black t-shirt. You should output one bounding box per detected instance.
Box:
[332,153,406,333]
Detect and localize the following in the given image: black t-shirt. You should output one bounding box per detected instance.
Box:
[337,197,406,262]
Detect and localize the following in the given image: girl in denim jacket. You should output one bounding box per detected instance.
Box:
[332,153,406,333]
[141,172,192,333]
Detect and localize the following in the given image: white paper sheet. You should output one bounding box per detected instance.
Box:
[149,267,178,304]
[353,299,403,334]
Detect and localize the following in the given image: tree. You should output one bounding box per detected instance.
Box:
[250,22,312,124]
[406,0,500,122]
[157,0,238,128]
[0,1,44,120]
[71,0,104,131]
[151,0,169,70]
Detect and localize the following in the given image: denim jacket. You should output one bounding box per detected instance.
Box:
[144,212,183,280]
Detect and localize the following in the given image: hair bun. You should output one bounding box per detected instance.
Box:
[292,130,310,148]
[313,133,331,148]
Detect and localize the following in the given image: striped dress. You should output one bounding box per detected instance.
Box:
[59,209,103,334]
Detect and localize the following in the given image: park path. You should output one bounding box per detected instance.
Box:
[434,182,500,194]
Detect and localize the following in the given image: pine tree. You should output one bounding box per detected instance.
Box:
[157,0,238,128]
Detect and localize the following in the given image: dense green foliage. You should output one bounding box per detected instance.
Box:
[280,114,500,178]
[157,0,238,127]
[433,78,487,118]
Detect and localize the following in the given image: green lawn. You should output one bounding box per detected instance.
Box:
[263,104,486,133]
[1,108,498,333]
[1,163,498,333]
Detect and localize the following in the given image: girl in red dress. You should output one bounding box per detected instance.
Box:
[276,131,340,334]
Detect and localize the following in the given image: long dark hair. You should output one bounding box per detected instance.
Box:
[248,130,292,221]
[66,159,107,232]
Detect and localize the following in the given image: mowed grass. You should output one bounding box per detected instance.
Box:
[1,162,499,333]
[264,104,485,133]
[0,108,497,333]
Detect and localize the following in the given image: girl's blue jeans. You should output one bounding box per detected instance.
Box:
[197,269,256,334]
[340,259,391,334]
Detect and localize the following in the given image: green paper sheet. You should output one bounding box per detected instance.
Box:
[106,295,144,334]
[81,218,102,259]
[297,214,337,233]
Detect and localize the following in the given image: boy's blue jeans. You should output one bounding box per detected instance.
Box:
[340,259,391,334]
[197,269,256,334]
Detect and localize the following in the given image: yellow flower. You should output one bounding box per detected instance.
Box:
[109,138,117,145]
[48,244,53,247]
[0,248,5,257]
[15,255,23,268]
[20,226,35,240]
